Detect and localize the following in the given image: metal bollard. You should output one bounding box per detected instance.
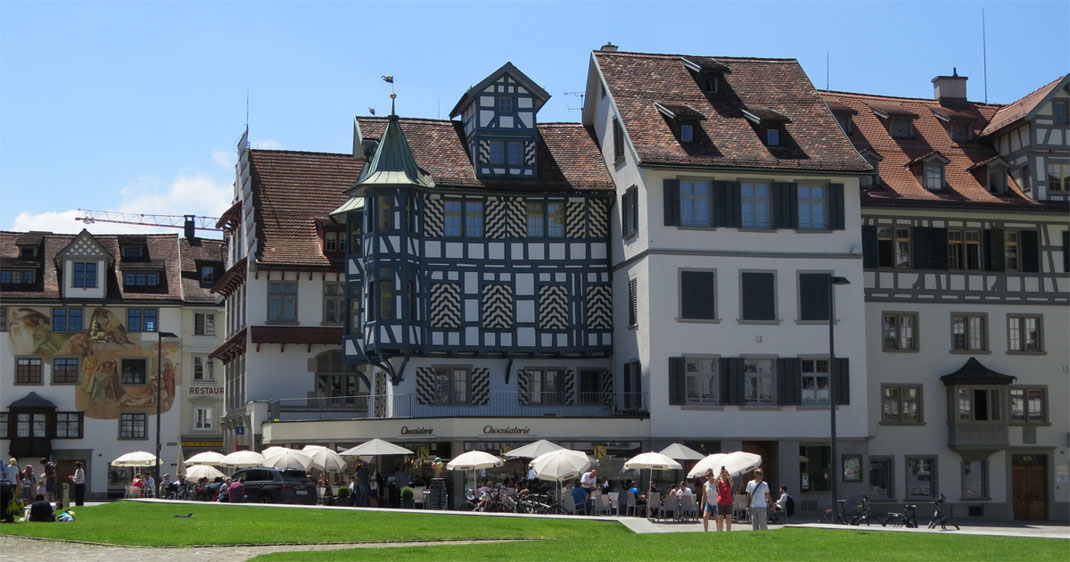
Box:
[61,482,70,508]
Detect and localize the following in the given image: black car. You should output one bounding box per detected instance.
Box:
[229,467,317,504]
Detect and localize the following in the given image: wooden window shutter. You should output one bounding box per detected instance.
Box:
[628,278,638,327]
[668,357,686,405]
[711,182,725,227]
[771,182,796,229]
[912,227,947,270]
[721,181,741,228]
[861,225,878,269]
[621,191,630,236]
[1020,230,1039,273]
[680,271,715,320]
[664,179,680,226]
[828,183,845,230]
[929,228,949,270]
[985,228,1005,272]
[799,273,830,321]
[741,272,775,321]
[613,118,624,162]
[718,358,731,405]
[832,357,850,405]
[776,358,801,406]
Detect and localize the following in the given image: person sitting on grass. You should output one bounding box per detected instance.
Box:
[28,494,54,522]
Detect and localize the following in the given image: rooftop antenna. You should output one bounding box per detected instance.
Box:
[383,76,396,115]
[564,90,585,115]
[982,8,989,103]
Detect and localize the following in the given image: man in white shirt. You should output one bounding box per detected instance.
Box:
[580,470,597,514]
[745,468,774,530]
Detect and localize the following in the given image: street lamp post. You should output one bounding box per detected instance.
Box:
[828,275,850,522]
[155,331,179,492]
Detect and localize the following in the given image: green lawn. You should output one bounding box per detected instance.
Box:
[0,501,1064,562]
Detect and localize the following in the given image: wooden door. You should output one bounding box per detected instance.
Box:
[1011,455,1047,520]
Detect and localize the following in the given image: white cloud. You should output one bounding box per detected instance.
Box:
[212,149,234,169]
[252,139,281,149]
[12,173,232,236]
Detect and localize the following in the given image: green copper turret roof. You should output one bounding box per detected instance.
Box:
[355,114,435,189]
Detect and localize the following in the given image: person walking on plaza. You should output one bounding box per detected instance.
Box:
[3,458,18,487]
[715,467,734,531]
[745,468,774,530]
[69,461,86,506]
[700,470,717,531]
[40,457,57,502]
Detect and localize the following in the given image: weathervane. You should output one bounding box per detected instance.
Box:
[382,75,396,115]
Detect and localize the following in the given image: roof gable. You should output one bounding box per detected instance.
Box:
[449,62,551,118]
[54,229,114,264]
[981,74,1069,138]
[940,357,1016,386]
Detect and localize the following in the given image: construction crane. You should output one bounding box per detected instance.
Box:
[75,209,223,232]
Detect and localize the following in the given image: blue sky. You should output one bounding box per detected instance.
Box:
[2,0,1067,236]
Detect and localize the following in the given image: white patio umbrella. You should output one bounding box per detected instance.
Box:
[112,451,158,467]
[262,449,313,471]
[624,452,683,495]
[531,449,591,482]
[658,443,706,461]
[448,450,505,500]
[302,445,348,472]
[221,450,265,468]
[261,446,298,458]
[186,451,226,466]
[339,439,414,457]
[185,464,225,481]
[503,439,564,459]
[687,451,763,479]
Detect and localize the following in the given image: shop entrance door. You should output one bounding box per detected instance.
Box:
[1011,454,1047,520]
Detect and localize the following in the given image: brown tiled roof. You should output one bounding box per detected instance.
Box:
[0,231,216,302]
[594,50,871,173]
[249,120,613,267]
[354,118,614,192]
[180,237,226,304]
[248,149,360,268]
[980,75,1068,138]
[819,90,1042,208]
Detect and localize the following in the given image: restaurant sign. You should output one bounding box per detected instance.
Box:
[189,387,224,395]
[482,425,531,435]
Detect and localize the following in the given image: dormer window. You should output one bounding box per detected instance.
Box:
[860,150,883,189]
[73,262,98,288]
[988,168,1007,193]
[871,105,919,139]
[325,231,347,253]
[121,245,144,259]
[703,74,720,94]
[890,119,913,139]
[949,122,970,142]
[681,56,730,96]
[924,164,945,191]
[835,114,853,135]
[200,265,215,285]
[680,124,694,142]
[123,271,160,287]
[0,270,35,285]
[19,247,37,259]
[766,127,780,146]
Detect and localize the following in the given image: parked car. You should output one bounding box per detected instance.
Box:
[229,467,317,504]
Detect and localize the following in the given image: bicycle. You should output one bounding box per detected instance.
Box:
[849,494,874,526]
[818,499,850,524]
[880,503,918,528]
[927,493,959,530]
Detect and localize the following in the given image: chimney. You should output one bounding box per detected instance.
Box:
[183,215,196,241]
[932,68,968,106]
[600,42,618,52]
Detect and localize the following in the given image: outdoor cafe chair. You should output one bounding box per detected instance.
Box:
[562,492,581,515]
[608,491,619,515]
[645,492,661,520]
[680,495,698,521]
[619,490,637,517]
[412,485,426,508]
[660,494,680,521]
[594,492,612,516]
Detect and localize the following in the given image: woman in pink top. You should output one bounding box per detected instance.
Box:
[715,467,734,531]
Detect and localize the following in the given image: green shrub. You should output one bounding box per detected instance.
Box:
[400,487,414,500]
[336,486,349,499]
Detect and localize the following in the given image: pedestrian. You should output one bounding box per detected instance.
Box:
[21,465,36,503]
[3,458,19,485]
[700,470,717,531]
[40,457,57,502]
[715,467,734,531]
[70,461,86,506]
[146,473,156,497]
[229,477,245,503]
[745,468,774,530]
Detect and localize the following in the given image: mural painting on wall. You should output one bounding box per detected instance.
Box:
[7,306,179,419]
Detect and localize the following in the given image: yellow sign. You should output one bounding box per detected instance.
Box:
[182,440,223,447]
[593,445,607,460]
[416,446,430,459]
[499,445,513,457]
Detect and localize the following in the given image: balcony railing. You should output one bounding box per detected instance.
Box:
[948,423,1009,450]
[269,391,648,422]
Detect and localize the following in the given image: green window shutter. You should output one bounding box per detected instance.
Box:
[1020,230,1040,273]
[930,228,949,270]
[620,191,631,236]
[828,183,845,230]
[664,179,680,226]
[718,358,731,405]
[771,182,795,229]
[741,272,775,321]
[711,182,725,227]
[669,357,686,405]
[722,181,741,228]
[776,358,801,405]
[799,273,830,321]
[861,225,878,269]
[986,228,1005,272]
[630,187,639,237]
[832,358,850,405]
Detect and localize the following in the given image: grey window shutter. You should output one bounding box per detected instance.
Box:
[828,184,845,230]
[718,358,731,405]
[729,358,745,405]
[986,228,1005,272]
[722,181,741,228]
[711,182,725,227]
[669,357,686,405]
[741,272,775,321]
[771,182,795,229]
[861,225,878,269]
[664,179,680,226]
[929,228,949,270]
[832,358,850,405]
[621,192,630,236]
[680,271,715,320]
[1020,230,1039,273]
[1063,231,1069,272]
[628,278,638,327]
[776,358,801,406]
[630,187,639,237]
[912,227,932,270]
[799,273,830,321]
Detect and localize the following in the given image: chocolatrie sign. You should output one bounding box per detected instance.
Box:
[397,425,534,436]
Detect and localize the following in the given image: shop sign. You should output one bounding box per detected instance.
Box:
[400,426,434,436]
[482,425,531,435]
[189,386,224,395]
